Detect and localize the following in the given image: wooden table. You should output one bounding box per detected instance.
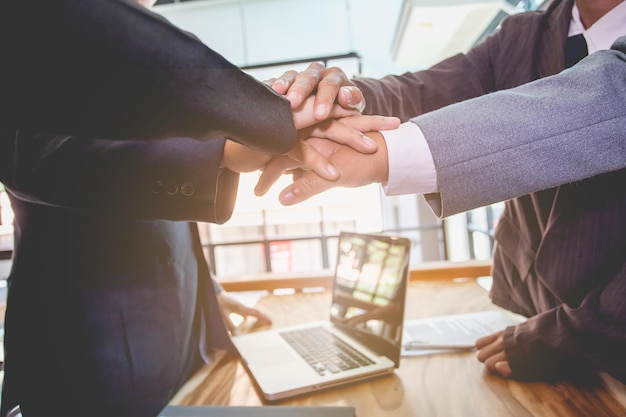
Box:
[170,279,626,417]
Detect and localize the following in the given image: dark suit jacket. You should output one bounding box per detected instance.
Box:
[0,2,301,414]
[0,0,295,153]
[0,133,243,417]
[355,0,626,382]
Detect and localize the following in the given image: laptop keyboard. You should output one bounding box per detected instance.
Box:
[280,326,375,376]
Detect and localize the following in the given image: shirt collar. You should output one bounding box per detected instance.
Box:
[569,1,626,53]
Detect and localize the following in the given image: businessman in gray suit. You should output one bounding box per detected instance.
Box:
[260,0,626,383]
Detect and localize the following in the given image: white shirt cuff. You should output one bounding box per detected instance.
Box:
[382,121,438,195]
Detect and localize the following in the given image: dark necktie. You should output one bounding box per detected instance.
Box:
[564,33,588,68]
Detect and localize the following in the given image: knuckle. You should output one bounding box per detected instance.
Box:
[296,177,318,195]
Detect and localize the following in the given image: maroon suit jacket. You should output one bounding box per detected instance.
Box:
[354,0,626,382]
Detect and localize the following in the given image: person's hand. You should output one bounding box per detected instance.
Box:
[475,330,513,378]
[216,292,272,335]
[286,95,374,180]
[223,110,398,184]
[255,129,390,203]
[255,114,400,198]
[223,114,392,180]
[292,93,361,130]
[271,62,365,119]
[285,113,398,181]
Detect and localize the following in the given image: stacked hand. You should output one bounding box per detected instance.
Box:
[222,62,398,188]
[269,61,366,117]
[242,62,396,203]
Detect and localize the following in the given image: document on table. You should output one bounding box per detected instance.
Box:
[402,310,525,357]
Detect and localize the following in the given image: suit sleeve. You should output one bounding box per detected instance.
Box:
[504,263,626,381]
[415,36,626,217]
[0,0,296,154]
[1,130,239,223]
[497,169,626,381]
[353,37,498,122]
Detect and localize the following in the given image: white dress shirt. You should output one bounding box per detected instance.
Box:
[382,1,626,196]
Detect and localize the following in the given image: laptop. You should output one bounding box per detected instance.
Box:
[231,231,411,401]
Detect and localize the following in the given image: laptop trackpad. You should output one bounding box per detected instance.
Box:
[245,344,300,368]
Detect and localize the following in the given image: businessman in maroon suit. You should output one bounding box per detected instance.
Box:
[266,0,626,383]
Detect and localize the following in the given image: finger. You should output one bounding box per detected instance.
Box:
[483,351,508,373]
[313,69,346,120]
[495,361,513,377]
[254,156,302,196]
[475,332,501,350]
[306,121,378,154]
[332,115,401,132]
[475,329,505,350]
[475,338,505,363]
[288,140,339,181]
[279,172,331,206]
[270,70,298,95]
[338,85,366,113]
[245,307,273,324]
[222,315,237,335]
[285,62,324,108]
[476,343,502,363]
[293,97,358,130]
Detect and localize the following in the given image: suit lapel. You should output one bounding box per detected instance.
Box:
[536,0,574,78]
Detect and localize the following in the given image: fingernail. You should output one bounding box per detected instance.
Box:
[326,164,338,177]
[362,135,377,149]
[354,99,366,113]
[281,189,296,204]
[341,86,353,104]
[342,87,364,110]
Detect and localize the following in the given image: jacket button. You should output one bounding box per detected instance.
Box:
[151,180,163,194]
[181,181,195,196]
[165,181,178,195]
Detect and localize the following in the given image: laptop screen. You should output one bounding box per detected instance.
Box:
[329,231,410,367]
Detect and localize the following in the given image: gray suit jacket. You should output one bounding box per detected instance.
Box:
[416,36,626,217]
[355,0,626,381]
[355,0,625,217]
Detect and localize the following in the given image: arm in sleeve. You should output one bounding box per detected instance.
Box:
[351,9,544,120]
[504,261,626,381]
[1,130,239,223]
[503,170,626,381]
[353,45,497,121]
[416,36,626,217]
[1,0,296,154]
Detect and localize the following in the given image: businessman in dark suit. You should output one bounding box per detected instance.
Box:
[1,136,257,417]
[264,0,626,383]
[0,0,402,415]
